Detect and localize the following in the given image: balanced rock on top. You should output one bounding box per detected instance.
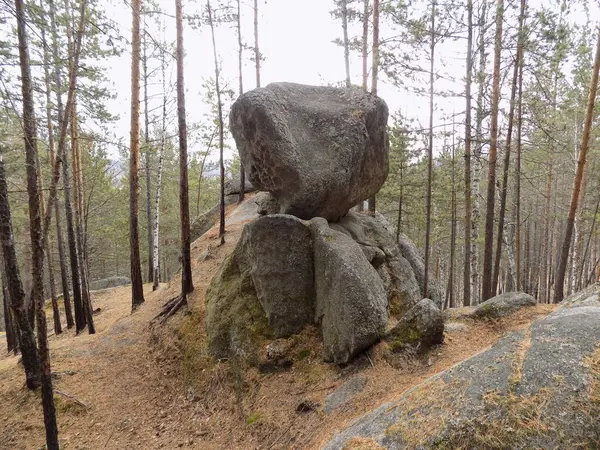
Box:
[229,82,389,221]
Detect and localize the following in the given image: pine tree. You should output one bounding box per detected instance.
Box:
[176,0,193,295]
[554,28,600,303]
[130,0,146,311]
[15,0,59,445]
[481,0,504,302]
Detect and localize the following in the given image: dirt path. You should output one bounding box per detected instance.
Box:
[0,208,559,449]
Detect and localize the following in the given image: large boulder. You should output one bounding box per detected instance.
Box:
[230,82,389,221]
[311,218,388,364]
[324,292,600,449]
[385,299,444,352]
[205,214,315,360]
[242,215,315,336]
[470,291,537,319]
[332,211,422,318]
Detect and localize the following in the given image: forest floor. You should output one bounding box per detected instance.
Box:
[0,199,558,449]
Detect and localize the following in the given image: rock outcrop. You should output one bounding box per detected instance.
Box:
[206,83,444,366]
[324,288,600,449]
[205,209,440,365]
[312,218,388,364]
[230,82,389,221]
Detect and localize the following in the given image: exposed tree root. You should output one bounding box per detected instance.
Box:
[55,390,89,409]
[153,294,187,324]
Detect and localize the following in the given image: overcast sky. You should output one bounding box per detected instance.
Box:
[95,0,597,162]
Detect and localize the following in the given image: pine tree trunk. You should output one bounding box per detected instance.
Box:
[367,0,380,215]
[423,0,436,299]
[554,28,600,303]
[153,41,168,292]
[492,0,524,294]
[447,128,457,308]
[237,0,246,203]
[471,0,488,305]
[2,270,17,354]
[48,0,74,329]
[208,1,226,246]
[176,0,194,295]
[341,0,351,88]
[15,0,59,445]
[142,26,154,283]
[130,0,146,310]
[254,0,260,88]
[40,15,66,334]
[0,158,40,388]
[514,39,524,292]
[463,0,473,307]
[71,106,95,333]
[482,0,503,302]
[362,0,369,92]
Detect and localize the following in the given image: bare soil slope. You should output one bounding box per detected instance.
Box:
[0,201,557,449]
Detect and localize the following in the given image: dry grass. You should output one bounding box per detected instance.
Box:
[0,200,561,449]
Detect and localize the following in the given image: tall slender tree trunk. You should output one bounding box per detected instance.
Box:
[367,0,380,215]
[0,158,40,388]
[447,126,457,308]
[176,0,194,296]
[207,1,226,245]
[472,0,488,305]
[481,0,503,302]
[492,0,524,295]
[15,0,59,445]
[514,44,524,291]
[153,33,168,292]
[463,0,473,306]
[423,0,436,299]
[341,0,351,87]
[254,0,260,88]
[142,24,154,284]
[48,0,74,329]
[554,28,600,303]
[40,12,66,334]
[362,0,369,92]
[70,106,94,333]
[357,0,369,213]
[2,270,17,354]
[130,0,146,310]
[236,0,246,203]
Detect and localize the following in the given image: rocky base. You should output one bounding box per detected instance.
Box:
[205,211,444,365]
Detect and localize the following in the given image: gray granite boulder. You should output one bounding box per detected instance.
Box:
[311,218,388,364]
[471,291,536,319]
[230,82,389,221]
[385,299,444,351]
[205,214,315,360]
[324,292,600,449]
[333,211,423,318]
[242,215,315,336]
